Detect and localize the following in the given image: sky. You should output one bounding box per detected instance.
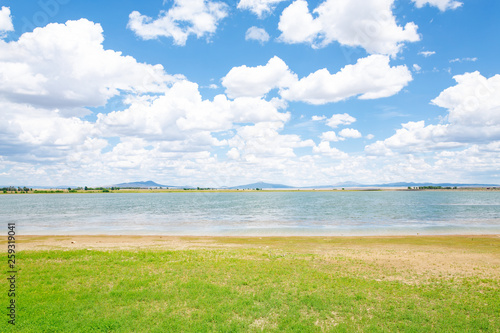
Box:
[0,0,499,187]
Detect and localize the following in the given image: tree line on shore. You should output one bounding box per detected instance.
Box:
[2,186,32,193]
[408,186,458,190]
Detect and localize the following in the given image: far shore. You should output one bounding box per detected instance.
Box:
[1,187,499,194]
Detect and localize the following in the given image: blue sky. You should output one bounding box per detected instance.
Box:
[0,0,499,187]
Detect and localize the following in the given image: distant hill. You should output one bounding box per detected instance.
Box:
[230,182,294,189]
[6,180,499,190]
[294,182,499,189]
[301,182,499,188]
[374,182,499,188]
[334,181,363,187]
[308,181,363,188]
[113,180,175,188]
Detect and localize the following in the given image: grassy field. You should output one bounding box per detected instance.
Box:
[3,236,500,332]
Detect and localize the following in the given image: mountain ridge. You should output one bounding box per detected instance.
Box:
[229,181,294,189]
[230,181,499,189]
[6,180,499,189]
[113,180,177,188]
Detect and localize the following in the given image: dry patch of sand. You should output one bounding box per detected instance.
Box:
[14,235,227,251]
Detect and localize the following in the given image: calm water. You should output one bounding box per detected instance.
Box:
[1,191,500,236]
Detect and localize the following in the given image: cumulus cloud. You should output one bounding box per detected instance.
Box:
[98,80,290,143]
[365,121,457,156]
[245,26,270,44]
[326,113,356,128]
[339,128,362,139]
[0,6,14,38]
[228,121,315,159]
[277,0,322,45]
[221,56,297,99]
[366,72,500,155]
[223,55,412,104]
[0,18,304,179]
[0,19,177,113]
[280,55,413,104]
[0,100,99,162]
[320,131,343,142]
[237,0,288,18]
[278,0,420,56]
[128,0,228,46]
[412,0,463,11]
[431,71,500,131]
[4,7,495,187]
[313,141,348,158]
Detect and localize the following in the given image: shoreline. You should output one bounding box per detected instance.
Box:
[2,187,500,194]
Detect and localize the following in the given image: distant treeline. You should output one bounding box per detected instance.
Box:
[409,186,458,190]
[2,186,32,193]
[1,186,113,193]
[33,190,65,193]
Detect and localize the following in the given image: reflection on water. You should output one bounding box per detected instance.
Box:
[1,191,499,235]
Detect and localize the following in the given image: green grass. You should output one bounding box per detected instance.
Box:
[4,237,500,332]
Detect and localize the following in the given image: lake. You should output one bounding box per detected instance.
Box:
[2,191,500,236]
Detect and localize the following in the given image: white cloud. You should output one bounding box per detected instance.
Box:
[313,141,348,158]
[128,0,228,46]
[412,0,463,11]
[0,19,303,171]
[0,19,177,113]
[98,80,290,142]
[226,148,240,160]
[366,72,500,155]
[450,57,478,63]
[245,26,270,44]
[278,0,420,56]
[277,0,322,45]
[419,50,436,57]
[223,55,412,104]
[281,55,412,104]
[3,9,497,187]
[431,71,500,132]
[0,6,14,38]
[238,0,288,18]
[365,121,457,155]
[0,100,99,162]
[221,56,297,99]
[228,121,314,159]
[339,128,362,139]
[413,64,422,72]
[320,131,343,142]
[366,134,375,140]
[326,113,356,128]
